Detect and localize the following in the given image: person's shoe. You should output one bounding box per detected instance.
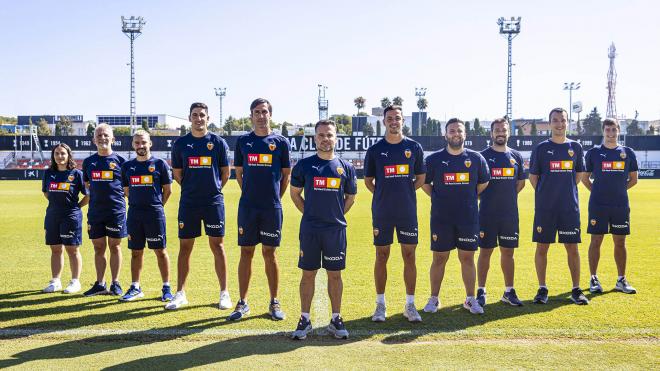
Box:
[161,285,173,302]
[291,316,312,340]
[43,279,62,293]
[328,316,349,339]
[371,302,387,322]
[269,299,285,321]
[164,291,188,310]
[403,303,422,322]
[615,277,637,294]
[218,291,232,310]
[109,282,123,296]
[119,285,144,302]
[589,276,604,293]
[423,297,440,313]
[570,288,589,305]
[83,282,108,297]
[533,287,549,304]
[463,297,484,314]
[476,288,487,307]
[228,300,250,321]
[63,280,81,294]
[501,289,524,306]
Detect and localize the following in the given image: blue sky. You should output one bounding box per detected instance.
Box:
[1,0,659,124]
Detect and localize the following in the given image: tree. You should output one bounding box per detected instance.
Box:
[402,126,411,136]
[516,126,524,136]
[353,96,366,116]
[380,97,391,109]
[208,123,218,133]
[141,118,150,132]
[113,126,132,136]
[330,114,352,127]
[281,123,289,136]
[392,96,403,106]
[473,118,486,135]
[224,115,235,135]
[363,122,374,136]
[376,120,381,136]
[582,107,603,135]
[576,120,583,135]
[530,121,538,136]
[55,116,73,136]
[416,97,428,111]
[179,125,187,136]
[465,121,472,135]
[626,119,643,135]
[86,123,96,136]
[648,125,656,135]
[37,117,51,136]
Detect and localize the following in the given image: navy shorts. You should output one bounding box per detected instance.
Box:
[88,212,127,240]
[127,209,167,250]
[237,206,283,247]
[587,205,630,235]
[373,219,418,246]
[298,228,346,271]
[178,203,225,239]
[533,209,581,244]
[479,214,519,249]
[45,212,83,246]
[430,217,479,252]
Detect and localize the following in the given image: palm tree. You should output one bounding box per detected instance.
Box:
[392,96,403,106]
[380,97,391,109]
[354,96,366,116]
[416,97,428,111]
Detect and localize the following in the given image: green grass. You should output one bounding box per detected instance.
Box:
[1,180,659,369]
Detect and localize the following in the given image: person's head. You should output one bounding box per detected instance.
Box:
[602,118,620,140]
[548,108,568,137]
[249,98,272,132]
[132,129,152,157]
[490,118,510,146]
[189,102,210,134]
[383,105,403,135]
[50,143,76,171]
[445,118,466,150]
[93,123,114,152]
[314,120,337,153]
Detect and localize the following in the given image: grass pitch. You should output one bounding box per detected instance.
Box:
[0,180,659,369]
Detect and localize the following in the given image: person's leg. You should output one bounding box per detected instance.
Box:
[564,243,581,288]
[107,237,123,283]
[262,245,279,300]
[401,244,417,296]
[299,269,317,314]
[130,249,144,283]
[429,251,450,297]
[612,234,627,277]
[154,248,170,283]
[327,270,343,314]
[477,248,494,288]
[500,247,515,287]
[374,245,391,295]
[91,237,108,283]
[238,246,256,300]
[65,245,82,280]
[458,250,477,297]
[535,243,550,286]
[50,245,64,280]
[176,239,195,292]
[208,236,228,291]
[588,234,605,276]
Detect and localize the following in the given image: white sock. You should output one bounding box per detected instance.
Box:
[132,282,140,289]
[478,286,485,292]
[70,278,79,283]
[618,275,625,281]
[505,286,513,293]
[591,275,598,280]
[332,312,340,320]
[376,294,385,304]
[220,290,229,296]
[163,281,170,287]
[430,295,439,302]
[301,312,310,320]
[98,281,106,286]
[572,286,580,290]
[539,285,547,290]
[405,295,415,305]
[51,278,61,283]
[466,296,475,300]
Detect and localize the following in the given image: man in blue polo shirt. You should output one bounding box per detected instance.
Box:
[290,120,357,340]
[82,123,127,297]
[120,130,173,302]
[423,118,490,315]
[166,102,232,310]
[582,118,638,294]
[529,108,588,305]
[364,105,425,323]
[477,118,526,307]
[229,98,291,321]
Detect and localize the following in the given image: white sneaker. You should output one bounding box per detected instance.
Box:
[63,280,81,294]
[423,297,440,313]
[43,279,62,293]
[165,291,188,310]
[371,302,386,322]
[219,291,232,310]
[463,297,484,314]
[403,303,422,322]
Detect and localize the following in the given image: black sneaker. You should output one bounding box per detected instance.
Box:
[501,289,524,306]
[533,287,549,304]
[291,316,312,340]
[476,288,487,307]
[109,282,123,296]
[327,316,349,339]
[589,276,603,293]
[83,282,108,297]
[570,288,589,305]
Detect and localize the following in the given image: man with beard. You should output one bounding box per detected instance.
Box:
[120,130,173,302]
[364,105,426,323]
[422,118,490,314]
[290,120,357,340]
[476,118,526,307]
[529,108,588,305]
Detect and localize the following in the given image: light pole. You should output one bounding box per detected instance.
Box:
[214,87,227,132]
[563,82,581,129]
[318,84,328,121]
[415,87,427,136]
[497,16,521,120]
[121,16,146,134]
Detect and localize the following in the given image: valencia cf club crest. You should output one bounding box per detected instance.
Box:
[568,149,574,157]
[239,227,244,235]
[404,149,412,159]
[207,142,214,150]
[269,143,276,151]
[432,233,438,242]
[67,174,75,182]
[620,152,627,159]
[179,222,185,229]
[479,231,485,238]
[590,219,597,226]
[464,159,472,168]
[109,162,116,169]
[337,167,344,176]
[536,226,542,233]
[373,228,379,236]
[510,158,517,166]
[148,165,156,172]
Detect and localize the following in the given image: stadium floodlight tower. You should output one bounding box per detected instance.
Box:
[214,87,227,128]
[415,87,427,136]
[563,82,581,127]
[497,16,521,120]
[606,42,618,120]
[121,16,146,134]
[318,84,329,121]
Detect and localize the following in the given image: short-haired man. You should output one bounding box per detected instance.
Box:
[120,130,173,302]
[477,118,526,307]
[82,124,127,296]
[582,118,638,294]
[229,98,291,321]
[364,105,425,322]
[423,118,490,314]
[290,120,357,340]
[529,108,588,305]
[166,102,232,310]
